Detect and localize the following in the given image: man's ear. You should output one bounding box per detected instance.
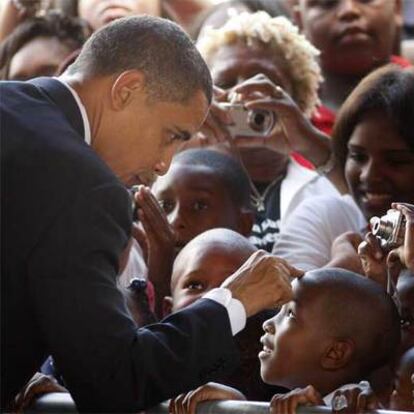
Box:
[162,296,173,318]
[110,70,146,111]
[238,210,254,237]
[321,339,355,370]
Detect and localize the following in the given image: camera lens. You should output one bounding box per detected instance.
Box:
[247,109,275,134]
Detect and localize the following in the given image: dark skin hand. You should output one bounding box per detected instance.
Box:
[270,385,324,414]
[13,372,67,413]
[134,185,176,318]
[202,74,348,194]
[169,382,246,414]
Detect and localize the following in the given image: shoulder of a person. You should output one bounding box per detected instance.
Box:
[286,159,337,192]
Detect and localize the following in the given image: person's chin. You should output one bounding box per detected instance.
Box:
[358,194,394,220]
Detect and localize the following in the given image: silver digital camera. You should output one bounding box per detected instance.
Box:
[221,103,276,137]
[370,209,406,250]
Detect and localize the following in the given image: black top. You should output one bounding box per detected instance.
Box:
[249,178,283,252]
[1,78,239,412]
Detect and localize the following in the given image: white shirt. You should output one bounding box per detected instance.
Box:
[55,77,246,335]
[273,194,367,271]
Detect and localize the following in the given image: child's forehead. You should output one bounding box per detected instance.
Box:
[173,241,249,278]
[153,162,225,191]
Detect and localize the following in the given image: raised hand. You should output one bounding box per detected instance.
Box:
[134,186,176,317]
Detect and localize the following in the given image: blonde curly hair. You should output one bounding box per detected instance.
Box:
[197,11,322,116]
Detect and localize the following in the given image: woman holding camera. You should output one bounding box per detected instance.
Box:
[269,64,414,276]
[195,11,339,252]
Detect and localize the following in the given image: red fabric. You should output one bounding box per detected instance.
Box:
[311,55,412,137]
[390,55,412,68]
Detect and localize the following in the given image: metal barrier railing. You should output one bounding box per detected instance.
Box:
[26,392,412,414]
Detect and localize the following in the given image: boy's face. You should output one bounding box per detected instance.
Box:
[170,243,251,311]
[259,277,329,388]
[296,0,401,75]
[151,162,244,248]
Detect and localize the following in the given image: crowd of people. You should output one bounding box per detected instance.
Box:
[1,0,413,413]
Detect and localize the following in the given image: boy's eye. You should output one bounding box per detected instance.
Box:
[193,200,209,211]
[158,199,174,213]
[184,281,204,291]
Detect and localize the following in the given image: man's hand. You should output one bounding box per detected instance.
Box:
[221,251,303,317]
[270,385,324,414]
[169,382,245,414]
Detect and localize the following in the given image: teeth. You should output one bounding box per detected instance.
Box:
[262,346,272,353]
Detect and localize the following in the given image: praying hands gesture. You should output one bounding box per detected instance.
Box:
[133,186,176,318]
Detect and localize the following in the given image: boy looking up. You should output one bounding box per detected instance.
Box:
[170,268,401,413]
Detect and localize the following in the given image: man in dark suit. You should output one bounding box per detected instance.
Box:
[1,15,301,412]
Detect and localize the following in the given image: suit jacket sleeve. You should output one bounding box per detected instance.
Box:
[27,183,239,412]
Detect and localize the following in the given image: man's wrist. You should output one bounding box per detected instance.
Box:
[203,288,246,335]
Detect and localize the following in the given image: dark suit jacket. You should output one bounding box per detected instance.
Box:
[0,78,239,412]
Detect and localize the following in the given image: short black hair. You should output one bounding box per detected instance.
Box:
[173,148,252,210]
[332,65,414,169]
[0,11,90,80]
[305,268,401,376]
[68,15,212,104]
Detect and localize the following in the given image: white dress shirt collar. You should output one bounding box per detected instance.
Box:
[54,77,92,145]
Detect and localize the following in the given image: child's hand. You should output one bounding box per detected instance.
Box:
[358,232,387,288]
[330,381,380,413]
[13,372,67,413]
[387,203,414,273]
[134,186,176,317]
[169,382,245,414]
[270,385,324,414]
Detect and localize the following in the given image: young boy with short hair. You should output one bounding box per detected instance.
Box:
[164,228,281,400]
[151,148,254,249]
[170,268,401,413]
